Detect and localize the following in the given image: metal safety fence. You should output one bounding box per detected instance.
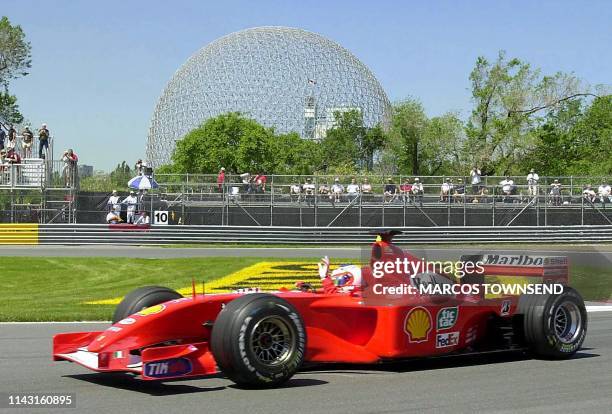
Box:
[2,224,610,245]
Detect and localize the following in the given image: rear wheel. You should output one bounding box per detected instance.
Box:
[112,286,182,324]
[210,293,306,388]
[517,286,587,358]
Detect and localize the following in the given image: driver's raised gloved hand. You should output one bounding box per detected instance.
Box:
[318,256,330,279]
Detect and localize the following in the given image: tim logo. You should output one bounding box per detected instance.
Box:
[144,357,192,378]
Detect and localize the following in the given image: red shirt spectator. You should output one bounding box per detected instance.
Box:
[255,173,267,192]
[217,167,225,192]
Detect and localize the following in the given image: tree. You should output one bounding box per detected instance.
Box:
[171,112,274,174]
[320,110,363,170]
[0,90,23,125]
[421,113,465,175]
[386,98,428,175]
[465,51,592,175]
[521,95,612,176]
[385,99,464,176]
[0,16,32,88]
[169,112,322,175]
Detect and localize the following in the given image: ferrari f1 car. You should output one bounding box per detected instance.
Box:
[53,231,587,387]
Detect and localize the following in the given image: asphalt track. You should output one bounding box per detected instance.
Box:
[0,312,611,414]
[2,245,611,267]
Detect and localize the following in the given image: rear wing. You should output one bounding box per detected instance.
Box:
[461,253,569,285]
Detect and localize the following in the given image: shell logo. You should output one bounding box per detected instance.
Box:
[137,304,166,316]
[404,307,432,343]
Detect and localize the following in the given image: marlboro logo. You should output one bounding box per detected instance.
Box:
[484,255,566,267]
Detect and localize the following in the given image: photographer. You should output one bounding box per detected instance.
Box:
[62,148,78,187]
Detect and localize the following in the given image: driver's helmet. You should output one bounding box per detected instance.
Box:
[330,265,362,292]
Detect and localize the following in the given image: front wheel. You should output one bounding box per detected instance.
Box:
[210,293,306,388]
[112,286,182,324]
[518,286,587,358]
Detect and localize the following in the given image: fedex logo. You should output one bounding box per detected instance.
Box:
[144,357,192,378]
[436,332,459,348]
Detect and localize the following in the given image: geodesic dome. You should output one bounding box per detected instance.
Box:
[147,26,391,167]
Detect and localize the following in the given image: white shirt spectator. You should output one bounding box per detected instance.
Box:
[599,184,611,197]
[332,183,344,194]
[527,172,539,184]
[122,194,138,212]
[500,179,514,193]
[134,214,150,225]
[412,182,424,193]
[290,184,301,194]
[471,169,481,185]
[106,211,121,224]
[347,183,360,194]
[108,194,121,213]
[303,182,315,194]
[441,182,453,193]
[240,173,250,184]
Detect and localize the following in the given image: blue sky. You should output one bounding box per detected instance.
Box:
[3,0,611,171]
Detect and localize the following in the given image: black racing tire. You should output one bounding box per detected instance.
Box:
[210,293,306,388]
[517,286,587,359]
[112,286,182,324]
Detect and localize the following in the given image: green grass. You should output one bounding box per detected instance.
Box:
[0,257,264,321]
[0,257,610,321]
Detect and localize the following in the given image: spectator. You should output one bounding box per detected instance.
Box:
[470,166,482,194]
[106,210,123,224]
[61,149,78,187]
[134,211,150,225]
[331,178,344,203]
[107,190,121,213]
[122,191,139,223]
[500,176,515,202]
[598,181,611,205]
[412,177,424,206]
[318,182,332,203]
[21,126,33,158]
[550,180,562,206]
[527,168,539,197]
[399,179,412,202]
[361,178,373,201]
[453,178,465,203]
[384,178,398,203]
[0,126,5,151]
[5,148,21,164]
[0,149,7,173]
[472,186,489,203]
[439,178,453,202]
[38,123,50,159]
[255,172,267,193]
[240,172,251,193]
[290,181,302,202]
[303,177,315,206]
[583,185,597,204]
[346,178,360,202]
[135,159,145,175]
[6,125,16,151]
[217,167,225,192]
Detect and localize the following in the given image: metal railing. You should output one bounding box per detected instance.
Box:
[19,224,612,245]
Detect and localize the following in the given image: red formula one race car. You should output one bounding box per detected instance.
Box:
[53,231,587,387]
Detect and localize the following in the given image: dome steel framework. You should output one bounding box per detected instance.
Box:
[147,26,391,167]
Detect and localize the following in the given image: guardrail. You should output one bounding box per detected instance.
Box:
[6,224,611,245]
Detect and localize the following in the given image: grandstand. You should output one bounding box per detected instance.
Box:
[0,134,77,223]
[72,173,612,227]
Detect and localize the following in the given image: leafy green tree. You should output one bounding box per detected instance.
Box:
[0,16,31,88]
[0,90,23,125]
[169,112,322,175]
[172,112,274,174]
[386,98,428,175]
[0,16,31,126]
[320,110,363,169]
[465,51,594,175]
